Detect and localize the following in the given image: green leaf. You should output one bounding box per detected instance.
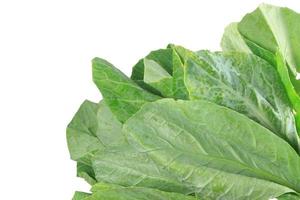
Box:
[72,191,91,200]
[131,48,173,81]
[77,162,97,185]
[278,193,300,200]
[238,4,300,80]
[124,99,300,199]
[168,44,191,99]
[92,145,194,194]
[131,48,174,97]
[131,45,190,99]
[131,58,166,96]
[85,183,197,200]
[67,100,126,164]
[128,45,300,151]
[93,57,160,123]
[144,48,173,74]
[91,182,122,192]
[67,100,127,185]
[96,101,125,146]
[143,58,173,97]
[186,50,300,153]
[67,100,104,164]
[221,23,251,53]
[221,3,300,132]
[275,52,300,135]
[222,24,277,66]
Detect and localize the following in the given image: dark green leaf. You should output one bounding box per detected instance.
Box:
[278,193,300,200]
[93,57,160,122]
[77,162,97,185]
[131,48,174,97]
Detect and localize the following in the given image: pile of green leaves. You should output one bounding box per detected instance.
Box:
[67,3,300,200]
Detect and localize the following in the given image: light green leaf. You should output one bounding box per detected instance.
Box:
[67,100,104,164]
[125,99,300,199]
[221,3,300,132]
[131,59,162,95]
[92,145,194,194]
[72,191,91,200]
[85,183,197,200]
[143,58,173,97]
[96,101,125,146]
[239,4,300,80]
[186,51,300,152]
[93,57,160,123]
[222,23,276,66]
[131,48,173,81]
[221,23,251,53]
[67,100,127,184]
[67,100,126,164]
[91,182,123,192]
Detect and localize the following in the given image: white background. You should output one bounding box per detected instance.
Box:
[0,0,299,199]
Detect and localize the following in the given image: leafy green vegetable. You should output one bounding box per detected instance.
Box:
[68,3,300,199]
[125,99,300,199]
